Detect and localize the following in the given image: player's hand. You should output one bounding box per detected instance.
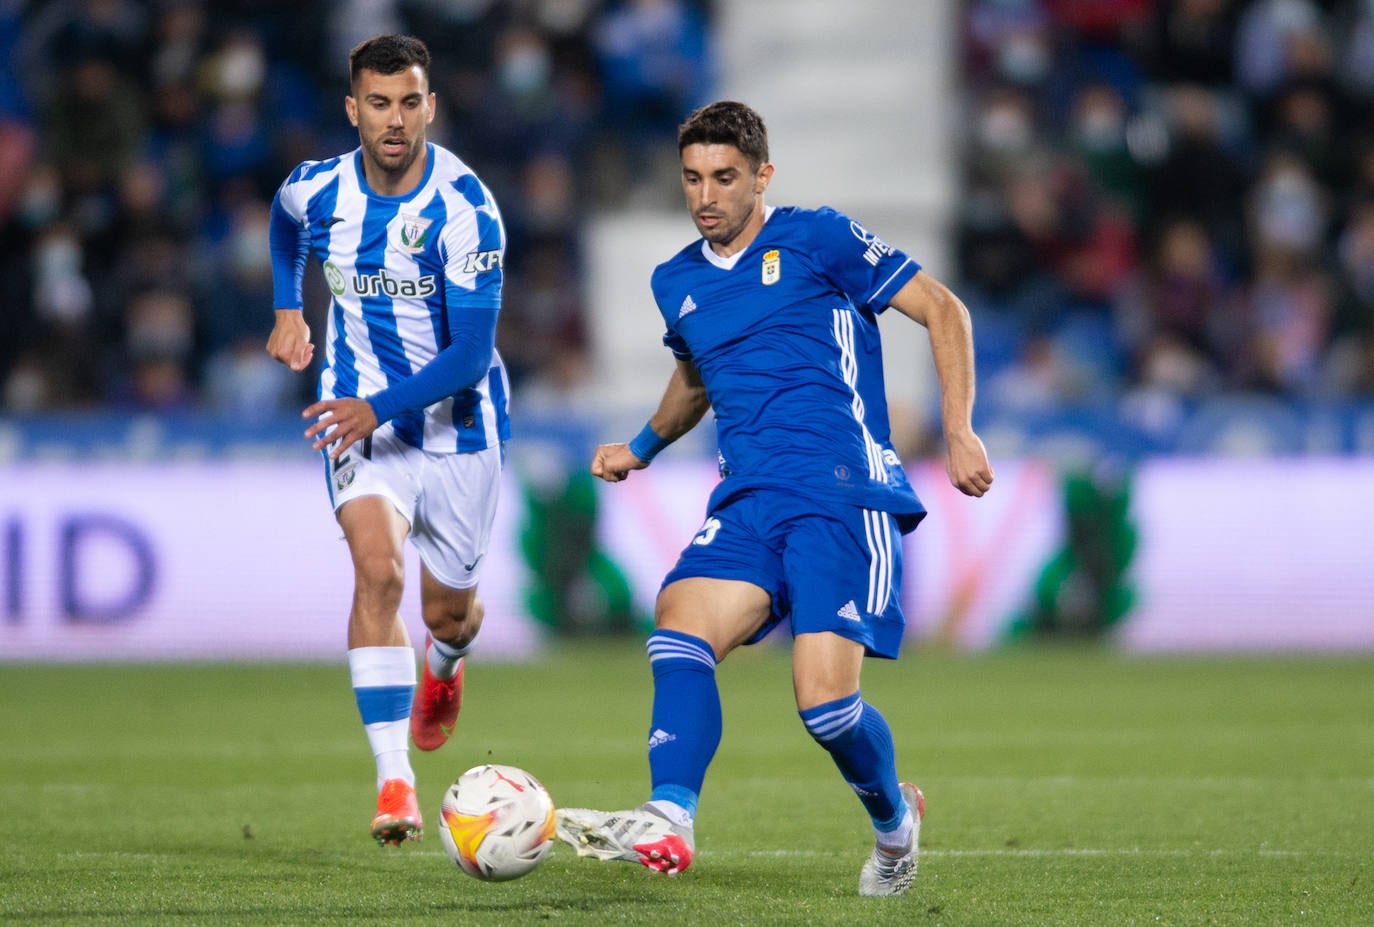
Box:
[303,396,379,460]
[946,429,994,497]
[591,442,650,482]
[266,309,315,372]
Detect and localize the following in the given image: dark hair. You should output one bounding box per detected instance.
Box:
[349,34,431,90]
[677,101,770,169]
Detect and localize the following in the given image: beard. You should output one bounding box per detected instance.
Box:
[364,132,422,177]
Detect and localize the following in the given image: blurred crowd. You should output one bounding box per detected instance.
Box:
[0,0,712,417]
[958,0,1374,434]
[5,1,1372,435]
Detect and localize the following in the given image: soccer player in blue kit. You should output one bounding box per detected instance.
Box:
[556,101,994,895]
[265,35,510,845]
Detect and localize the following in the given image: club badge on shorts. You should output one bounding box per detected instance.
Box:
[333,452,358,492]
[762,249,781,285]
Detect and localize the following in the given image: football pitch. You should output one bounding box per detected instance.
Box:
[2,641,1370,926]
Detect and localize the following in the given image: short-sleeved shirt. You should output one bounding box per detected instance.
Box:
[650,205,926,531]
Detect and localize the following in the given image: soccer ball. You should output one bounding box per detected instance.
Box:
[438,764,556,881]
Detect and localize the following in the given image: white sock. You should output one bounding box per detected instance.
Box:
[876,811,914,853]
[426,637,468,680]
[647,799,693,828]
[348,646,417,791]
[368,725,413,791]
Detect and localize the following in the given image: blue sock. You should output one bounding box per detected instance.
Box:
[800,692,904,830]
[644,630,720,819]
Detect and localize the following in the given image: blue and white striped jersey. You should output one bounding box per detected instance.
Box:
[270,142,510,454]
[651,205,927,531]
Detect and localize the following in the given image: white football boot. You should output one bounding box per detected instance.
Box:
[556,803,695,874]
[858,782,925,897]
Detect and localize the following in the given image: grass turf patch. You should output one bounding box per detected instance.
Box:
[1,642,1370,925]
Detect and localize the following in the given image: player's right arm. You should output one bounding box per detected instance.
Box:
[592,358,710,482]
[266,309,313,372]
[265,185,315,372]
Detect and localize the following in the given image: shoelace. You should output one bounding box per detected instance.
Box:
[872,845,908,879]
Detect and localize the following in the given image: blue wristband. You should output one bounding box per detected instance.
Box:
[628,422,671,462]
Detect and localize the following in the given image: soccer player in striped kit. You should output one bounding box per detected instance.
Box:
[556,101,994,895]
[266,34,509,845]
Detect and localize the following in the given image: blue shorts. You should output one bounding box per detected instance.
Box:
[662,489,907,658]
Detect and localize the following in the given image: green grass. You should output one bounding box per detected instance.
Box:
[2,642,1371,926]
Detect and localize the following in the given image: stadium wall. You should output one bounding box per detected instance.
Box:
[2,447,1370,662]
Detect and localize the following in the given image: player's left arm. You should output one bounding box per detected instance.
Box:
[888,272,995,498]
[354,303,499,425]
[303,303,498,458]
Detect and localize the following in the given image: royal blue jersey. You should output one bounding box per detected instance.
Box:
[652,205,927,530]
[270,142,510,453]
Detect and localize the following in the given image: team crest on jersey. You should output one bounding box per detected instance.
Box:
[393,213,432,253]
[761,249,781,285]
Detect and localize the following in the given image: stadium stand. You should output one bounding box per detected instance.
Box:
[1,1,1371,459]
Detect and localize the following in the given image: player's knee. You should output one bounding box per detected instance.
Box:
[354,552,405,602]
[426,592,482,645]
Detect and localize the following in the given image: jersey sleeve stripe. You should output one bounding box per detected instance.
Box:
[868,257,919,308]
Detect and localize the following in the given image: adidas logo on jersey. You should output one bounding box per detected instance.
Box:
[678,294,697,319]
[837,600,862,622]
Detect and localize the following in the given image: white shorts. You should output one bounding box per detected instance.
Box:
[325,425,502,590]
